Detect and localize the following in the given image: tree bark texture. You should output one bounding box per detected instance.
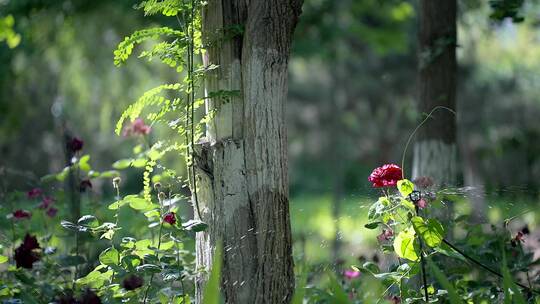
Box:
[412,0,458,187]
[195,1,303,303]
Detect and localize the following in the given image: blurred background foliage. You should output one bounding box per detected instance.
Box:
[1,0,540,266]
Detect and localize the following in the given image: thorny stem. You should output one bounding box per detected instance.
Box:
[442,238,540,295]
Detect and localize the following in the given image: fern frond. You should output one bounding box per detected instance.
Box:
[137,0,186,16]
[114,27,184,66]
[115,83,182,135]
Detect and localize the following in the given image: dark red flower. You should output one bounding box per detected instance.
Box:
[163,212,176,225]
[27,188,43,199]
[67,137,84,153]
[14,234,41,269]
[13,209,31,219]
[46,207,58,218]
[123,118,151,137]
[39,196,55,209]
[122,274,144,290]
[511,231,525,247]
[80,179,93,192]
[55,292,76,304]
[368,164,403,188]
[79,289,102,304]
[387,295,401,304]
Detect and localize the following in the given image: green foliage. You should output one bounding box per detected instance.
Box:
[0,15,20,48]
[114,27,184,66]
[203,244,222,304]
[411,216,444,248]
[397,179,414,197]
[393,228,419,261]
[427,258,462,304]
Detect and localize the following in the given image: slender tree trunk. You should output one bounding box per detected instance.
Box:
[412,0,458,188]
[195,1,303,303]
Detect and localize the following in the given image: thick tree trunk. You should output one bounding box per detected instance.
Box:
[412,0,457,188]
[195,1,302,303]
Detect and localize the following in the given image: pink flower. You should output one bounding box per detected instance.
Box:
[13,210,31,220]
[27,188,43,199]
[46,207,58,218]
[387,296,401,304]
[163,212,176,225]
[123,118,151,137]
[417,198,428,209]
[343,269,360,280]
[368,164,402,188]
[39,196,55,209]
[377,229,394,242]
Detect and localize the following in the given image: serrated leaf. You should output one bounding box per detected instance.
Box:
[397,179,414,197]
[99,247,119,266]
[393,228,419,261]
[411,216,444,248]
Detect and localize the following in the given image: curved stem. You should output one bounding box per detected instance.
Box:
[442,238,539,295]
[400,106,456,179]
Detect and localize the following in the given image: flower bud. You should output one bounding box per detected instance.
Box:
[112,177,121,188]
[158,192,166,201]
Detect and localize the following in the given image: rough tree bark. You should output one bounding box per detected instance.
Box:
[412,0,458,188]
[194,1,303,303]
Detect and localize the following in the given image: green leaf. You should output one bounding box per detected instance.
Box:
[79,155,91,171]
[124,195,153,210]
[78,215,99,228]
[98,170,120,178]
[109,199,128,210]
[327,272,351,304]
[291,266,308,304]
[427,258,461,304]
[411,216,444,248]
[136,263,162,273]
[61,220,80,231]
[99,247,120,266]
[364,222,381,229]
[397,179,414,197]
[182,220,208,232]
[112,159,132,169]
[0,255,8,264]
[203,244,222,304]
[393,228,419,261]
[502,249,527,304]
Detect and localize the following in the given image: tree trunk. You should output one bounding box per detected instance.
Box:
[195,1,303,303]
[412,0,458,188]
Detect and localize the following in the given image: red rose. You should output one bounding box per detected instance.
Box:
[368,164,402,188]
[163,212,176,225]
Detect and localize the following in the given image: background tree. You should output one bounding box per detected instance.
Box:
[412,0,458,188]
[195,1,303,303]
